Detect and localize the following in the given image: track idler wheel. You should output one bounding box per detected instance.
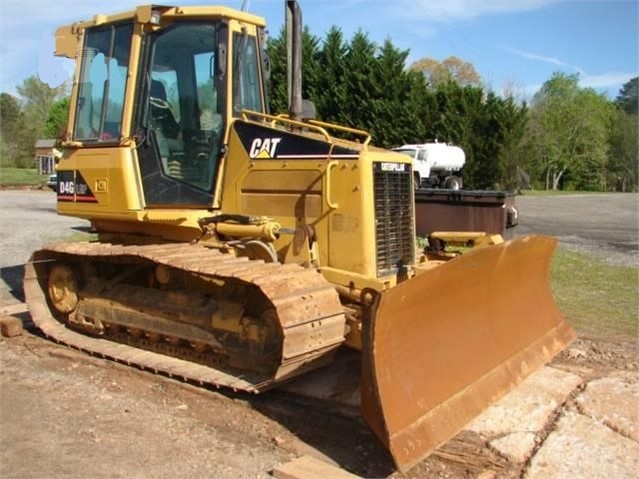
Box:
[47,263,79,314]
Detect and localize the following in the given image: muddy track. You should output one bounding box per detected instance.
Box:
[24,241,346,393]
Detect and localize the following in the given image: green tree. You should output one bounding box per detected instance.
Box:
[265,26,321,116]
[0,93,25,166]
[313,26,348,123]
[339,30,379,134]
[265,27,287,114]
[44,97,70,138]
[526,72,614,190]
[608,108,638,191]
[15,75,66,167]
[17,75,66,125]
[367,39,423,147]
[263,23,528,189]
[414,79,529,190]
[569,88,615,190]
[615,76,638,115]
[300,26,322,112]
[410,56,481,88]
[493,95,529,190]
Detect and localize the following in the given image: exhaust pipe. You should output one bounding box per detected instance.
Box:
[285,0,302,122]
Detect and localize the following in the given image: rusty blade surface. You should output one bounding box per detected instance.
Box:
[361,234,575,473]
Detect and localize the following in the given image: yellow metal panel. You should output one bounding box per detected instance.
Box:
[57,146,142,217]
[62,27,84,142]
[56,5,266,32]
[160,6,266,27]
[325,153,377,277]
[241,193,322,219]
[120,23,143,139]
[242,169,322,193]
[223,124,391,278]
[54,25,78,58]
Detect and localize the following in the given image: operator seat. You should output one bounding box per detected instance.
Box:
[149,80,186,180]
[150,80,180,139]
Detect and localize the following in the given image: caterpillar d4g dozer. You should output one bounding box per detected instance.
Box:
[25,1,574,472]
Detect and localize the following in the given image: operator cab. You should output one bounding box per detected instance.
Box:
[61,6,268,207]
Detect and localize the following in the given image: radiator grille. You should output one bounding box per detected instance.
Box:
[373,162,415,276]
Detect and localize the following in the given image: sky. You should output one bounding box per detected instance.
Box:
[0,0,637,101]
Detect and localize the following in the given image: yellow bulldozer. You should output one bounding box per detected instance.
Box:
[25,1,574,472]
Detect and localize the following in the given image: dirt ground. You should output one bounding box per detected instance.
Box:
[0,190,638,478]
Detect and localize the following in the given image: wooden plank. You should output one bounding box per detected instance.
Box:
[272,455,361,479]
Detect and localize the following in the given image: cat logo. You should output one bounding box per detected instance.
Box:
[249,137,282,159]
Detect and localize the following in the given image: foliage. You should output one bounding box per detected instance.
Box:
[410,56,482,87]
[264,26,287,114]
[608,77,639,192]
[1,76,66,168]
[44,97,70,139]
[524,73,614,190]
[0,93,25,166]
[615,76,638,115]
[267,28,424,148]
[396,79,528,189]
[265,25,322,116]
[608,109,638,191]
[313,26,348,124]
[265,28,529,189]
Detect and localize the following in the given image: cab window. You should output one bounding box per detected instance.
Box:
[232,32,263,115]
[73,23,133,141]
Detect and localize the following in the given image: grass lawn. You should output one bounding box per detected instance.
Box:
[0,167,48,185]
[551,247,638,338]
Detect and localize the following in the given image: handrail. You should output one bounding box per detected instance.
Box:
[306,119,372,146]
[325,160,339,210]
[241,110,372,146]
[241,110,331,143]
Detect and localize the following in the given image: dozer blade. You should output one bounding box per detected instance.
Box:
[361,234,575,473]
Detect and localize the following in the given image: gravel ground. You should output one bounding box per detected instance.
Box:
[515,193,639,267]
[0,189,90,305]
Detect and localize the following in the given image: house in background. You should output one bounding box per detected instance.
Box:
[34,139,56,174]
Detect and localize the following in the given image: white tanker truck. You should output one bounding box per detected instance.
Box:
[392,142,465,190]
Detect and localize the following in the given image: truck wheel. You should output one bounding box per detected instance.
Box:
[445,176,462,190]
[414,175,420,191]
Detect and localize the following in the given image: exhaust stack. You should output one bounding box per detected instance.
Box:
[285,0,303,122]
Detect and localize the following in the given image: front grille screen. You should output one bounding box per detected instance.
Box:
[373,162,415,276]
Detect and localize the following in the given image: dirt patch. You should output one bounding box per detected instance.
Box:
[1,321,635,479]
[0,325,396,479]
[556,336,638,373]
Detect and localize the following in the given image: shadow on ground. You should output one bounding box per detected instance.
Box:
[1,264,25,303]
[250,391,396,478]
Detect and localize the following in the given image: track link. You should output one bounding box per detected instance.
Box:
[24,241,346,393]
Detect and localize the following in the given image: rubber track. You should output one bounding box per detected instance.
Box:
[24,241,346,393]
